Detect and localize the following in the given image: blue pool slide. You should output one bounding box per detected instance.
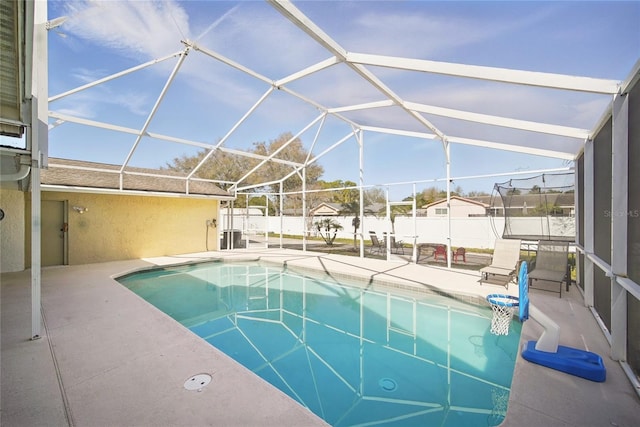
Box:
[517,262,607,382]
[521,341,606,382]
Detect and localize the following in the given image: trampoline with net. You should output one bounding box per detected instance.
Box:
[490,172,575,242]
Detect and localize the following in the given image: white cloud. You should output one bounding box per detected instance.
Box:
[63,0,189,59]
[343,4,558,58]
[71,67,111,84]
[53,71,150,119]
[196,5,328,77]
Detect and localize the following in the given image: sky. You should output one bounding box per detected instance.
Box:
[5,0,639,199]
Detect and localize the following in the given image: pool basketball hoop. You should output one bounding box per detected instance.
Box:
[486,261,530,336]
[486,294,519,335]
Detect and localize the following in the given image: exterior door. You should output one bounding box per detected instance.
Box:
[42,200,67,266]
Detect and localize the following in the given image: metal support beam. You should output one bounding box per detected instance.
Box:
[264,195,269,249]
[231,113,325,191]
[404,101,590,139]
[268,0,449,148]
[445,141,452,269]
[30,149,42,340]
[190,87,276,181]
[121,47,191,172]
[279,182,284,248]
[583,138,595,307]
[385,187,391,261]
[302,167,307,252]
[358,130,365,258]
[347,52,620,94]
[30,0,49,340]
[411,183,418,263]
[49,51,182,102]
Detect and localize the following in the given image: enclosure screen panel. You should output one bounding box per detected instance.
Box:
[593,267,611,332]
[578,252,585,291]
[628,80,640,284]
[593,117,612,265]
[628,291,640,381]
[628,74,640,381]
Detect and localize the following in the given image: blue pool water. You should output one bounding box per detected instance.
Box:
[118,261,522,426]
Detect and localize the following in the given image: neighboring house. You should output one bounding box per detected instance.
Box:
[423,196,489,217]
[292,202,387,217]
[309,202,341,216]
[1,157,232,272]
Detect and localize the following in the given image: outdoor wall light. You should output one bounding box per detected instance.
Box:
[72,206,88,214]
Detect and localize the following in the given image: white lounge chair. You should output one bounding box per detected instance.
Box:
[480,239,522,288]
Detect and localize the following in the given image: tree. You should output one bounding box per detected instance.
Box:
[314,218,343,246]
[364,187,385,205]
[164,132,324,215]
[339,201,361,249]
[339,200,378,249]
[388,204,412,234]
[251,133,324,195]
[416,186,441,207]
[467,190,490,197]
[321,180,358,205]
[166,146,257,192]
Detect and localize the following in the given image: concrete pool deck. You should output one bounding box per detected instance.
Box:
[2,248,639,426]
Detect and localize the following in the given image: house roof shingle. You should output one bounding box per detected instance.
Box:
[42,158,231,198]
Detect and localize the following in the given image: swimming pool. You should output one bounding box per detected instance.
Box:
[118,261,521,426]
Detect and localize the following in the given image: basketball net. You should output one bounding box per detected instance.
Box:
[489,300,517,335]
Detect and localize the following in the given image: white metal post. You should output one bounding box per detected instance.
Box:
[583,139,595,307]
[386,187,391,261]
[445,141,452,268]
[244,193,249,250]
[302,168,307,252]
[412,183,417,263]
[279,182,284,248]
[357,130,364,257]
[265,195,269,249]
[31,0,49,340]
[31,150,42,340]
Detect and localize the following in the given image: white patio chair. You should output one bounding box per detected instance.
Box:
[479,239,522,288]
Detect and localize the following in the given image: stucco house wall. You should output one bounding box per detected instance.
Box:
[424,197,487,217]
[0,188,26,272]
[24,191,219,267]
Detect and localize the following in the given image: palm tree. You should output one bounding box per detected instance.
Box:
[314,218,343,246]
[339,201,376,249]
[381,204,412,236]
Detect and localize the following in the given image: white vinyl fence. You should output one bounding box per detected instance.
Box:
[221,213,575,250]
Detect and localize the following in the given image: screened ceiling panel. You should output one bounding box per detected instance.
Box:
[39,0,639,197]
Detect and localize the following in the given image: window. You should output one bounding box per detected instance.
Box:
[435,208,448,215]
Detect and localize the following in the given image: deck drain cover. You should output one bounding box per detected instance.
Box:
[184,373,212,391]
[378,378,397,392]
